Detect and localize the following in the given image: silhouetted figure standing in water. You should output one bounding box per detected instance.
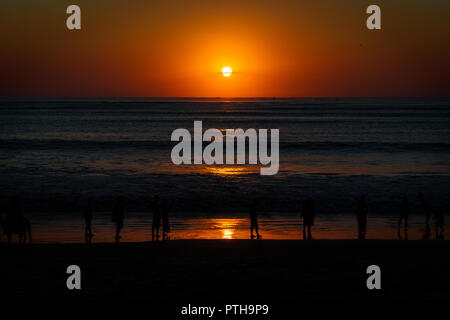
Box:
[112,196,125,243]
[249,200,260,239]
[417,192,432,239]
[301,198,315,240]
[433,211,445,240]
[3,196,31,243]
[398,196,409,240]
[151,195,161,241]
[83,198,94,243]
[161,199,170,241]
[356,196,367,240]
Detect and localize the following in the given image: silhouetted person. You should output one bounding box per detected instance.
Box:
[356,196,367,240]
[83,198,94,243]
[398,196,409,240]
[249,200,260,239]
[3,196,31,243]
[417,192,431,239]
[112,196,125,243]
[433,211,445,240]
[151,195,161,242]
[301,198,315,240]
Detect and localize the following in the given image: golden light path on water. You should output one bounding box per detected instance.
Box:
[206,166,250,176]
[216,218,240,239]
[222,229,234,239]
[23,215,433,243]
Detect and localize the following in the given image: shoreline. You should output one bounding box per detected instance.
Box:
[6,213,439,242]
[2,238,449,245]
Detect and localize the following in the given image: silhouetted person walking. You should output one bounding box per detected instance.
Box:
[83,198,94,243]
[151,195,161,241]
[249,200,260,239]
[417,192,431,239]
[161,199,170,241]
[112,196,125,243]
[301,198,315,240]
[398,196,409,240]
[356,196,367,240]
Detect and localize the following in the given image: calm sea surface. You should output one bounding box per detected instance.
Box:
[1,98,449,242]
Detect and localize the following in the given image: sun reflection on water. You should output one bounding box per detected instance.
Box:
[206,166,259,176]
[222,229,234,239]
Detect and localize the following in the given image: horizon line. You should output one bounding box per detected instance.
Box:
[1,96,450,100]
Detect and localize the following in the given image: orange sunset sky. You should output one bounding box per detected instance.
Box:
[1,0,450,97]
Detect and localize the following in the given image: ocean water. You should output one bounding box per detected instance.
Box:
[1,98,449,242]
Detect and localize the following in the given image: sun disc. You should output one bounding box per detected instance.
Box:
[222,66,232,77]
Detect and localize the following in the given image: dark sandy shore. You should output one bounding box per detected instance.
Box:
[0,240,450,319]
[1,240,449,315]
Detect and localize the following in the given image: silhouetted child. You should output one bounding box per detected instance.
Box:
[249,200,260,239]
[417,192,431,239]
[356,196,367,240]
[161,199,170,241]
[112,196,125,243]
[151,195,161,241]
[301,198,315,240]
[398,196,409,240]
[83,198,94,243]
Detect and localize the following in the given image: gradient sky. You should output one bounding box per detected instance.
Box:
[1,0,450,97]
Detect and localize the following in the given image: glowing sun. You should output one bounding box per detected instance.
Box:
[222,66,232,77]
